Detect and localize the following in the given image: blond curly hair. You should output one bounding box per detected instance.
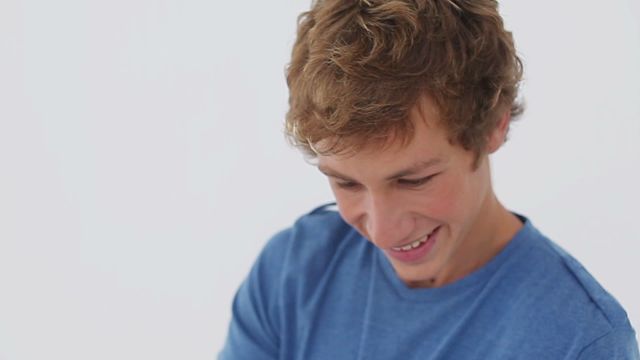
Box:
[285,0,523,161]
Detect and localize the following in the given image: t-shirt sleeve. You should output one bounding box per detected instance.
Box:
[218,230,291,360]
[577,327,640,360]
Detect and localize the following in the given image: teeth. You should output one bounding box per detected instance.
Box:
[393,235,428,252]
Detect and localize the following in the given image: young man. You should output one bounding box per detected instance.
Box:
[220,0,639,358]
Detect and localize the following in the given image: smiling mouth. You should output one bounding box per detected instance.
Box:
[390,226,441,252]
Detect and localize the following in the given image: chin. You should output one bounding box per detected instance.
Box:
[393,263,439,286]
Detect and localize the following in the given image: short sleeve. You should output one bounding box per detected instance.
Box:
[577,327,640,360]
[218,230,291,360]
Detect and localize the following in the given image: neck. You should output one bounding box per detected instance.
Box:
[431,172,523,287]
[455,194,522,284]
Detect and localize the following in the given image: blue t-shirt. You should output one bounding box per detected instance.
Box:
[219,204,639,359]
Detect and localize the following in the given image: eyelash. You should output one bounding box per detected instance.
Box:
[335,174,439,190]
[398,175,436,186]
[335,181,360,190]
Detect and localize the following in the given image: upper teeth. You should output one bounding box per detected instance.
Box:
[392,235,428,252]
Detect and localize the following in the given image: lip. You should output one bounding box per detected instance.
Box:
[385,226,441,264]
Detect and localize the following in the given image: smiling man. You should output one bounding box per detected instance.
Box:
[219,0,639,359]
[315,95,523,290]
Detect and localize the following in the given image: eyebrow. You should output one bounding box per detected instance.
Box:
[318,158,443,182]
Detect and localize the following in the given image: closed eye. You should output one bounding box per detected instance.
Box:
[397,173,439,187]
[335,180,361,190]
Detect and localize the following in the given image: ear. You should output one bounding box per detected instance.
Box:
[486,111,511,154]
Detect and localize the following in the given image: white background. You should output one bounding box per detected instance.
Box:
[1,0,639,359]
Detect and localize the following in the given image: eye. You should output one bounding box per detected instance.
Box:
[397,173,439,187]
[335,180,362,190]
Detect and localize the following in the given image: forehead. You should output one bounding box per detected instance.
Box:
[316,100,456,176]
[316,94,448,157]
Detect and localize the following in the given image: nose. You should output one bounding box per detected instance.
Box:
[364,192,413,248]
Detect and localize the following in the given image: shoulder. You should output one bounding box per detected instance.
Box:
[504,218,637,351]
[288,202,354,247]
[545,238,639,355]
[234,203,360,314]
[263,203,354,253]
[258,203,363,278]
[528,223,631,329]
[252,203,372,318]
[548,239,631,329]
[219,204,355,359]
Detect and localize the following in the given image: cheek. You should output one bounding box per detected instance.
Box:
[416,175,468,222]
[331,189,362,225]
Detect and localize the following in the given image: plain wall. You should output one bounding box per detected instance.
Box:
[0,0,638,359]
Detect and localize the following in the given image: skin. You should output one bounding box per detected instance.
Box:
[317,95,523,288]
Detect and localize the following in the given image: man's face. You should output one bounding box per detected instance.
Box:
[317,96,502,287]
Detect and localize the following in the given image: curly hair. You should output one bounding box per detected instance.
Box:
[284,0,524,162]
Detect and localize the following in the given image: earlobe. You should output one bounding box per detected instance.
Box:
[487,111,511,154]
